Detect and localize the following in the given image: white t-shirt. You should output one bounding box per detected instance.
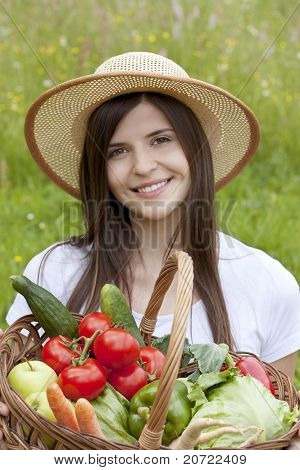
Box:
[6,231,300,364]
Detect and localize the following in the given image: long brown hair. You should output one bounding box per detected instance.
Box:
[38,92,237,350]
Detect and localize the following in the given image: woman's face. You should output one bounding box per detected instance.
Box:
[106,100,191,220]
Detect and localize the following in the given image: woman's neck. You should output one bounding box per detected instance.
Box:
[129,208,183,269]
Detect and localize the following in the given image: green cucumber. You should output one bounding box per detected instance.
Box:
[100,284,145,346]
[10,275,78,338]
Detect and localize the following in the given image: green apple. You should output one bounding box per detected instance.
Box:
[24,391,57,448]
[7,360,57,399]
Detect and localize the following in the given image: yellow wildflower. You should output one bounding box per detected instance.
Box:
[14,256,22,263]
[71,47,80,55]
[162,31,170,40]
[113,15,123,24]
[46,46,56,55]
[193,51,201,58]
[148,34,157,43]
[39,46,47,55]
[14,94,24,102]
[218,55,228,64]
[225,38,236,47]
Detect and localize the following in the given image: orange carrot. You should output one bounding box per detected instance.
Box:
[75,398,106,439]
[46,382,80,432]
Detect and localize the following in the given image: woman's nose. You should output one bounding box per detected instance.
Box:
[132,149,158,175]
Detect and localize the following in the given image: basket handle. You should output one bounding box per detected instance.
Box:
[138,250,194,449]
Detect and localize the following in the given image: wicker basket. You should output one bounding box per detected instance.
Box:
[0,250,299,450]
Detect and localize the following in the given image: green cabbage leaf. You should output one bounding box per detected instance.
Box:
[188,374,299,449]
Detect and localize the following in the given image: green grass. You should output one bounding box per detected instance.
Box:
[0,0,299,387]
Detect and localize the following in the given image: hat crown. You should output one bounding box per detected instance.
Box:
[94,51,189,78]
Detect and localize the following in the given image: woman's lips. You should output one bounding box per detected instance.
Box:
[131,178,173,198]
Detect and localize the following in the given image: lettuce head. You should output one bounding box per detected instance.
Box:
[189,374,299,449]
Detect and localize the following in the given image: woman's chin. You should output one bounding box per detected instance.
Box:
[134,205,181,221]
[118,192,185,221]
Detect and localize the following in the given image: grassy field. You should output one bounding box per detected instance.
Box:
[0,0,299,387]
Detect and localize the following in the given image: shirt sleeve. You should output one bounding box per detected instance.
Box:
[259,257,300,363]
[6,242,90,328]
[6,252,45,326]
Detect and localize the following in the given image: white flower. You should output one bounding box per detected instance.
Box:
[1,27,9,38]
[208,14,217,30]
[246,25,259,37]
[172,0,183,19]
[261,80,269,88]
[27,213,35,220]
[241,2,250,11]
[158,49,167,57]
[262,89,271,97]
[218,63,229,71]
[43,79,54,88]
[225,46,234,54]
[39,222,46,230]
[59,36,68,47]
[192,6,200,19]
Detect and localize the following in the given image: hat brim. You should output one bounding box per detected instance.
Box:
[24,71,260,199]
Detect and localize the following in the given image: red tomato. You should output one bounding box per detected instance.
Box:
[94,328,140,370]
[108,364,147,400]
[79,312,112,353]
[58,358,107,401]
[102,366,112,377]
[41,336,83,375]
[139,346,167,378]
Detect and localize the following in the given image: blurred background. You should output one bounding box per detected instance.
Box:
[0,0,299,385]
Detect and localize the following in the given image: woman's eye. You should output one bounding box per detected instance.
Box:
[108,136,171,159]
[154,136,171,145]
[108,148,125,158]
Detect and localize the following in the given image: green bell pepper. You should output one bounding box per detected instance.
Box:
[128,379,192,445]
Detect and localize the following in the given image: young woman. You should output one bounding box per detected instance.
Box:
[1,52,299,448]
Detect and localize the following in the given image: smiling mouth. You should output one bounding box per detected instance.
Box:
[131,178,173,193]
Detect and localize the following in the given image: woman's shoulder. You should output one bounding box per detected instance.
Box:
[27,240,90,266]
[19,240,91,287]
[217,230,299,291]
[218,230,273,260]
[6,241,90,326]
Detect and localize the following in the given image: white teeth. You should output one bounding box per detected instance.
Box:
[136,179,170,193]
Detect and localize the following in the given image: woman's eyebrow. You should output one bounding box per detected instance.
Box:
[108,128,175,148]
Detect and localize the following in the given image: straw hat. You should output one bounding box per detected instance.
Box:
[24,51,260,199]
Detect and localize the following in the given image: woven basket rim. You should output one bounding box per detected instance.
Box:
[1,313,299,450]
